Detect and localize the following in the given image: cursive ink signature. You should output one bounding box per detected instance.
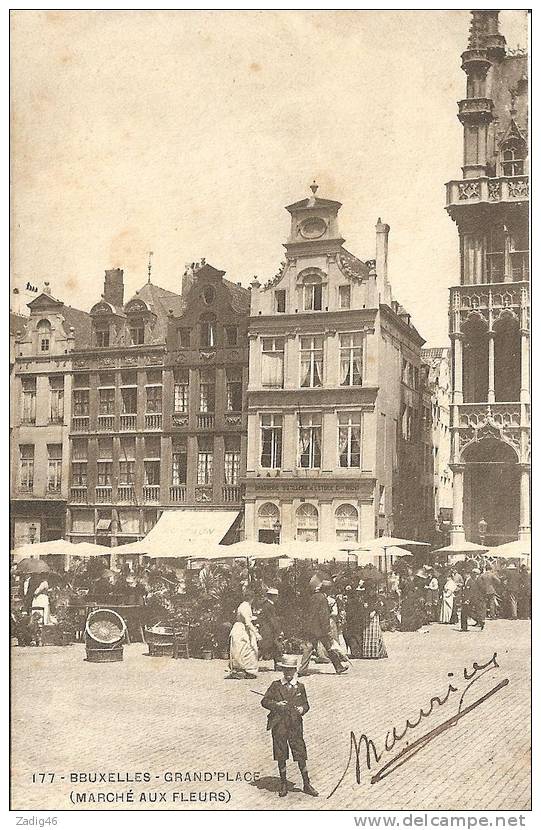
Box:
[328,652,509,798]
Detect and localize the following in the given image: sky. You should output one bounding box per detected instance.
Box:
[10,10,528,347]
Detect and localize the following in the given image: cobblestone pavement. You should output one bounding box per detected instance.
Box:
[11,620,530,811]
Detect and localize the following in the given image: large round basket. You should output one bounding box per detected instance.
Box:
[144,624,174,657]
[85,608,126,648]
[86,646,123,663]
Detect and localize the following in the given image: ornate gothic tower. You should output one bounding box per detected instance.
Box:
[446,11,529,547]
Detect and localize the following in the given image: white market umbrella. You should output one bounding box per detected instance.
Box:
[433,541,489,555]
[487,539,531,560]
[11,538,113,562]
[356,536,429,580]
[197,539,286,561]
[67,541,116,558]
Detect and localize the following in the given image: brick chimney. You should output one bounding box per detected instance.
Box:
[103,269,124,307]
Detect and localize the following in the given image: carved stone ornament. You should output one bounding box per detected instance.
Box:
[121,356,139,366]
[508,179,529,199]
[145,354,162,365]
[172,414,189,427]
[458,404,521,461]
[458,181,480,200]
[488,180,501,201]
[199,350,216,361]
[195,486,212,503]
[98,357,117,368]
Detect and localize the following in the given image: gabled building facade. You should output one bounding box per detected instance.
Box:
[244,186,427,546]
[10,285,91,547]
[446,11,529,546]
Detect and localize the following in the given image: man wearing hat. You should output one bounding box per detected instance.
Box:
[258,588,283,670]
[461,568,485,631]
[261,654,318,798]
[298,581,349,676]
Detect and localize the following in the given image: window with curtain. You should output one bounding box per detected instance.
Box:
[47,444,62,492]
[22,377,36,423]
[119,461,135,486]
[144,461,160,486]
[340,333,363,386]
[19,445,34,490]
[338,412,361,468]
[95,326,110,347]
[258,502,280,542]
[298,413,322,468]
[199,369,215,412]
[172,440,187,485]
[121,387,137,414]
[129,319,145,345]
[37,319,51,352]
[72,462,87,487]
[197,438,213,485]
[335,503,359,542]
[200,314,217,347]
[226,368,243,411]
[260,413,282,468]
[98,387,115,414]
[261,337,284,389]
[224,437,241,485]
[97,462,112,486]
[49,376,64,423]
[296,503,319,541]
[303,278,323,311]
[174,370,189,413]
[300,335,323,388]
[145,385,162,413]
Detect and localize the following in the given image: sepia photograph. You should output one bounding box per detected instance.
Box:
[9,8,531,816]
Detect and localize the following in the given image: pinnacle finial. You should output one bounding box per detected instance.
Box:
[147,251,154,283]
[310,180,318,196]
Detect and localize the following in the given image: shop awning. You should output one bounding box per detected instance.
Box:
[118,510,240,558]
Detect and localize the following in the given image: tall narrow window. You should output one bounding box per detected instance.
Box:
[340,333,363,386]
[37,319,51,352]
[486,225,505,283]
[177,327,191,348]
[121,387,137,414]
[73,389,89,416]
[298,413,322,469]
[95,326,110,347]
[119,438,135,486]
[197,437,213,485]
[226,368,243,411]
[21,377,36,424]
[129,319,145,345]
[98,387,115,414]
[501,141,525,177]
[260,413,283,468]
[173,369,189,413]
[199,369,215,412]
[200,314,217,347]
[49,376,64,423]
[19,445,34,491]
[303,277,323,311]
[338,412,361,468]
[172,439,188,485]
[145,385,162,413]
[224,325,238,346]
[144,461,160,486]
[275,290,286,313]
[47,444,62,492]
[72,462,87,487]
[224,437,241,485]
[338,285,351,309]
[261,337,284,389]
[300,335,323,388]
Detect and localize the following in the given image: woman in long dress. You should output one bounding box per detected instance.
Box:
[31,578,50,625]
[360,583,388,659]
[439,573,457,624]
[228,595,261,679]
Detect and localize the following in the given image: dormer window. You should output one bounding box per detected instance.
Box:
[275,290,286,313]
[37,319,51,352]
[303,277,322,311]
[95,326,110,347]
[129,319,145,345]
[500,138,526,177]
[200,313,217,348]
[338,285,351,309]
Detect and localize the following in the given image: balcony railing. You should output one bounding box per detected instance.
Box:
[446,175,529,209]
[457,402,523,431]
[95,486,113,504]
[222,484,241,503]
[72,416,90,432]
[70,486,88,504]
[119,413,137,431]
[97,414,115,432]
[450,281,528,313]
[117,485,135,503]
[144,413,162,431]
[143,484,160,502]
[170,485,187,503]
[198,413,215,429]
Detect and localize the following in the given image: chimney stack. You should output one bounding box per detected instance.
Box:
[375,219,392,304]
[103,269,124,308]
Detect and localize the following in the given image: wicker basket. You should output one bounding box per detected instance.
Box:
[85,609,126,649]
[144,624,174,657]
[86,646,123,663]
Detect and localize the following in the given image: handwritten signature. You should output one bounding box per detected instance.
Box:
[328,652,509,798]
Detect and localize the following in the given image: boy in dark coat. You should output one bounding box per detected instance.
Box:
[261,654,318,798]
[298,581,349,676]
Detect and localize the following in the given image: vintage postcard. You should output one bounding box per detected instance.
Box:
[9,9,531,817]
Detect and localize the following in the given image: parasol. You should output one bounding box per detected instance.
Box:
[432,541,489,555]
[486,539,531,560]
[12,538,113,562]
[356,536,429,582]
